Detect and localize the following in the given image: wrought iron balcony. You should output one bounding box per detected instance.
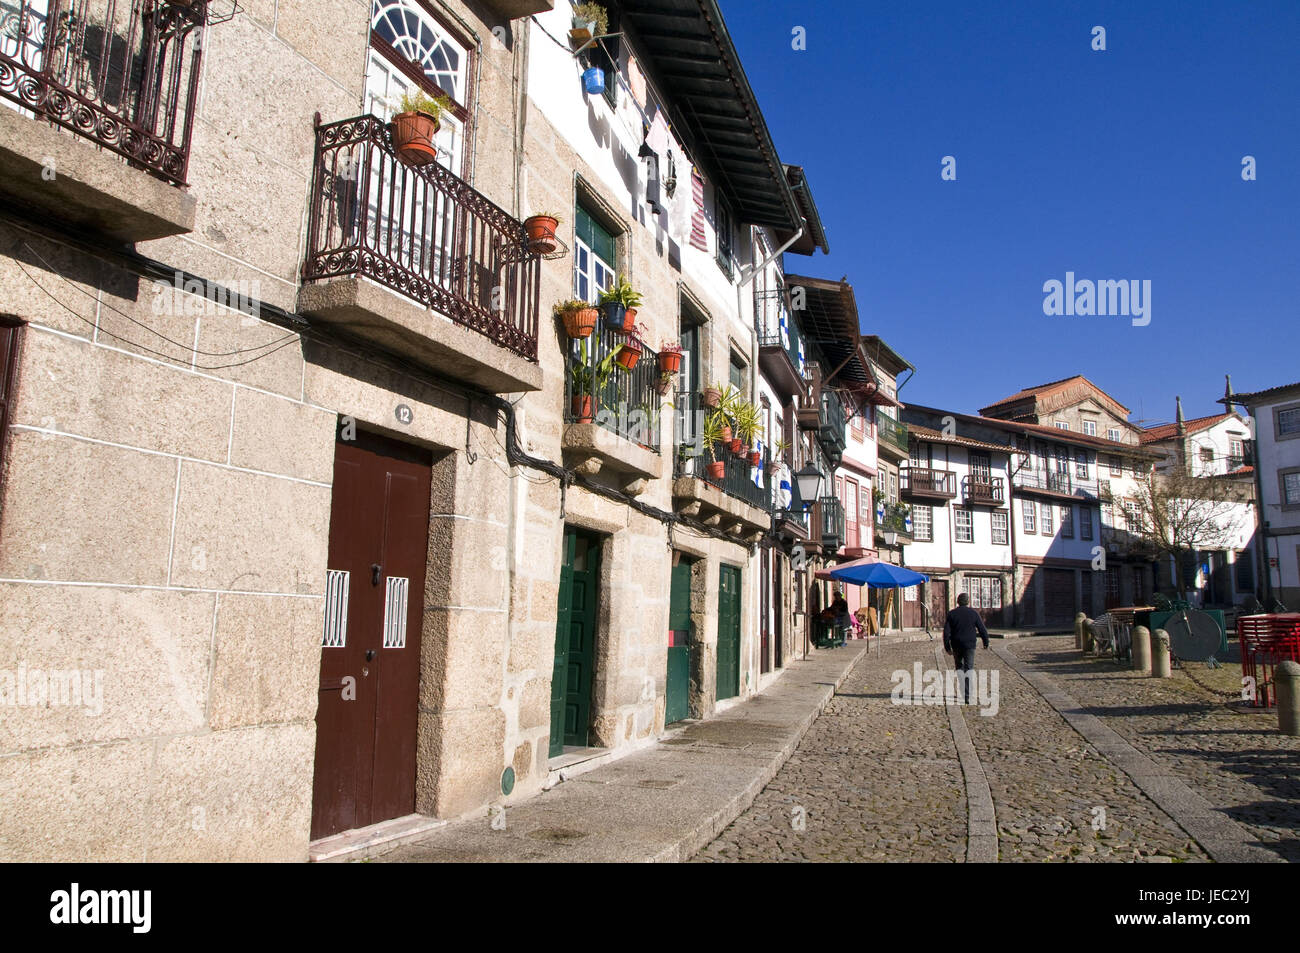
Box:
[1013,468,1097,499]
[754,287,805,396]
[0,0,205,185]
[961,475,1005,506]
[564,322,660,452]
[302,113,540,364]
[875,500,913,543]
[815,495,844,551]
[902,467,957,500]
[877,412,909,457]
[674,391,771,514]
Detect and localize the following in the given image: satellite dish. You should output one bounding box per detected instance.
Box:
[1164,609,1222,663]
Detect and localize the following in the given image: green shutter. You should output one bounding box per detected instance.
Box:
[575,207,616,268]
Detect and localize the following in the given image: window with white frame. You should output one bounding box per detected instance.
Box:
[912,504,933,542]
[1277,406,1300,438]
[1108,454,1122,476]
[991,511,1009,545]
[1055,421,1069,430]
[1060,505,1074,538]
[574,206,617,303]
[1101,502,1113,526]
[962,576,1002,610]
[1108,428,1122,442]
[1022,499,1036,533]
[1080,506,1094,540]
[1083,420,1097,436]
[955,508,973,543]
[1284,471,1300,506]
[1074,449,1088,479]
[1040,501,1054,535]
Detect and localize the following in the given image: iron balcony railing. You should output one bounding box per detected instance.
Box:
[820,386,846,453]
[902,467,957,499]
[303,113,540,361]
[0,0,206,184]
[565,322,660,451]
[877,412,909,455]
[817,495,844,551]
[961,475,1005,505]
[1013,468,1097,498]
[674,390,772,512]
[875,499,913,541]
[754,287,804,373]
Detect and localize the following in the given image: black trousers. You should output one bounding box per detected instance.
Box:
[951,642,976,702]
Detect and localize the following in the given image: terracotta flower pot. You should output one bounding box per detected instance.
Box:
[706,460,726,480]
[702,387,721,409]
[390,111,440,167]
[562,306,599,339]
[729,438,744,455]
[614,344,640,370]
[749,451,762,466]
[624,307,638,325]
[658,350,682,374]
[571,394,596,423]
[524,215,558,254]
[718,424,732,443]
[570,17,596,44]
[653,376,673,396]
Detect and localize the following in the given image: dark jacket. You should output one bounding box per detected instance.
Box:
[944,605,990,651]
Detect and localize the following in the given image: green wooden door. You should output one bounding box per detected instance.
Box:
[666,559,693,724]
[551,530,599,756]
[717,565,741,701]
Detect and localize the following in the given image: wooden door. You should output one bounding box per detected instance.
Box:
[903,585,923,628]
[666,558,692,724]
[1044,568,1075,623]
[716,565,741,701]
[551,529,599,755]
[312,429,432,840]
[759,548,771,674]
[927,579,948,632]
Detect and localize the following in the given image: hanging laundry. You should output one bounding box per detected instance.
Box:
[646,108,671,155]
[689,167,709,252]
[627,55,647,106]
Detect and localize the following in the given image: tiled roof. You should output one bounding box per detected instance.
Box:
[906,425,1011,454]
[1224,381,1300,407]
[1139,412,1237,444]
[980,375,1130,417]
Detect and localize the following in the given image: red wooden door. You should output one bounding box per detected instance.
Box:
[311,429,432,840]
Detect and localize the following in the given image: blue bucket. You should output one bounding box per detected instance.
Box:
[583,67,605,95]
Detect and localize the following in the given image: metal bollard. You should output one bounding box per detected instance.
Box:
[1075,612,1086,650]
[1131,625,1151,674]
[1278,660,1300,737]
[1152,628,1171,678]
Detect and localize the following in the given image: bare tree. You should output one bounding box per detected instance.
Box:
[1124,466,1251,599]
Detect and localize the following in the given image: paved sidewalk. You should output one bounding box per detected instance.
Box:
[364,642,869,863]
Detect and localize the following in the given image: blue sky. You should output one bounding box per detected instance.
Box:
[724,0,1299,427]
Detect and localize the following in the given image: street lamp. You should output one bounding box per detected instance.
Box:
[795,464,823,510]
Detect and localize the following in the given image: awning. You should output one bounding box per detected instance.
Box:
[822,559,929,588]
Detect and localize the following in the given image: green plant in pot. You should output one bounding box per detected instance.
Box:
[733,401,764,464]
[568,340,617,423]
[554,297,599,339]
[390,88,453,167]
[701,410,729,480]
[599,275,642,331]
[570,1,609,44]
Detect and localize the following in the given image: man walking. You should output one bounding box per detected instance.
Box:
[943,592,990,704]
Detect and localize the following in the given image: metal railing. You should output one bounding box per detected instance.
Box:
[875,499,913,540]
[820,386,846,452]
[961,475,1005,505]
[674,390,771,512]
[754,287,804,373]
[0,0,205,184]
[565,321,660,451]
[903,467,957,497]
[816,496,844,550]
[877,411,909,455]
[303,113,540,361]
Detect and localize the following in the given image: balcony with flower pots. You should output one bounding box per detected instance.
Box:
[298,112,543,394]
[670,390,772,540]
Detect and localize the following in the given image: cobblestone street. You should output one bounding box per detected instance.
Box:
[697,634,1299,863]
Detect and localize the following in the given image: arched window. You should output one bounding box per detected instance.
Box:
[370,0,468,103]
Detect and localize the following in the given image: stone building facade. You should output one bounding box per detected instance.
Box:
[0,0,836,861]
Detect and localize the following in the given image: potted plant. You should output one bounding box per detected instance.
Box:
[614,323,648,370]
[701,411,728,480]
[524,212,561,254]
[702,383,723,409]
[570,2,609,44]
[657,340,683,374]
[709,408,732,445]
[733,401,763,461]
[568,341,617,422]
[774,438,791,464]
[554,298,599,339]
[653,371,674,396]
[389,88,452,167]
[599,275,642,331]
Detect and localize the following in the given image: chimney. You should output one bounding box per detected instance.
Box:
[1224,374,1235,412]
[1175,396,1185,436]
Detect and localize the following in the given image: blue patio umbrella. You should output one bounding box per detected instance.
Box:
[825,559,929,589]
